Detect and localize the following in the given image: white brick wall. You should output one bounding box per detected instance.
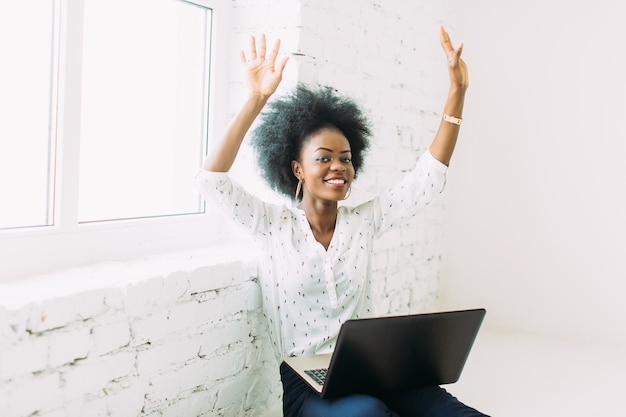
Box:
[1,1,452,416]
[0,246,282,417]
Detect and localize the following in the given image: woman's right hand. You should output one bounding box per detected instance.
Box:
[202,34,288,172]
[240,34,289,99]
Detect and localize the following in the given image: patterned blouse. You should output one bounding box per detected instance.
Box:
[195,150,447,361]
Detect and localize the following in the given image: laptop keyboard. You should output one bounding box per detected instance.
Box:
[304,368,328,386]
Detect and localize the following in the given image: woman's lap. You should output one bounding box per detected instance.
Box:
[300,393,398,417]
[381,385,489,417]
[280,362,489,417]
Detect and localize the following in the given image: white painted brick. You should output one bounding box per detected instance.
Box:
[166,300,203,333]
[35,408,66,417]
[26,290,108,333]
[244,374,278,412]
[208,348,247,381]
[160,390,215,417]
[91,319,131,356]
[145,373,180,405]
[0,383,8,416]
[146,359,211,403]
[254,333,278,365]
[103,287,125,311]
[193,288,218,303]
[188,263,239,294]
[48,326,91,368]
[221,285,251,314]
[124,277,168,317]
[3,305,32,342]
[374,227,404,252]
[215,375,252,410]
[130,310,170,346]
[198,290,228,325]
[398,149,420,172]
[194,289,246,325]
[105,382,146,417]
[0,337,48,381]
[388,288,412,316]
[198,320,251,357]
[387,245,401,270]
[248,313,272,341]
[124,271,190,318]
[59,395,107,417]
[5,373,63,417]
[135,337,200,376]
[241,256,260,278]
[162,270,192,300]
[62,352,136,401]
[242,280,262,311]
[0,306,14,345]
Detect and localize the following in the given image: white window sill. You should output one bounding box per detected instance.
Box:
[0,241,260,311]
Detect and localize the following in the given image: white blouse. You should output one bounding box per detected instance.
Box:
[195,150,447,361]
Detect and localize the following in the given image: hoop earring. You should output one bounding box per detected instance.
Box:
[343,187,352,200]
[295,179,302,200]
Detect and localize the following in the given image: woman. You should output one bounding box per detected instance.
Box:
[196,28,487,417]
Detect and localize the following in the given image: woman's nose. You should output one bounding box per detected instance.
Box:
[330,159,346,171]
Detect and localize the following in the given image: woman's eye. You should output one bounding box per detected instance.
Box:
[316,156,330,162]
[342,157,352,163]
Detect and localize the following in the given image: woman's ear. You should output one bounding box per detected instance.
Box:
[291,160,302,179]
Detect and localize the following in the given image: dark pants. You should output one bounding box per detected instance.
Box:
[280,362,490,417]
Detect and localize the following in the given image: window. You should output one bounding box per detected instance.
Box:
[0,1,56,229]
[79,0,209,222]
[0,0,230,281]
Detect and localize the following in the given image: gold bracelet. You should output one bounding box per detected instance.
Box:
[442,113,463,125]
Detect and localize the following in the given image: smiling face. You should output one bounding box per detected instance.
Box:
[292,127,354,204]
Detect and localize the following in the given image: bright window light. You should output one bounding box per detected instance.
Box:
[78,0,211,222]
[0,1,56,229]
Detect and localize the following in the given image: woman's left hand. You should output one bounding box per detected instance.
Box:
[440,26,469,91]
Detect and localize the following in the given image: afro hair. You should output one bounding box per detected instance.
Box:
[250,84,372,201]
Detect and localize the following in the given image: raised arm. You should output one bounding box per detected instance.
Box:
[202,34,289,172]
[428,26,469,166]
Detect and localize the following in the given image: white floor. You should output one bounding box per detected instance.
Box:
[263,330,626,417]
[446,331,626,416]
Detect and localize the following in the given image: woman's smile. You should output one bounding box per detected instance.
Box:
[324,177,348,186]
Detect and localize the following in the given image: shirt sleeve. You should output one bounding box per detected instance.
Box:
[370,150,448,235]
[194,170,275,238]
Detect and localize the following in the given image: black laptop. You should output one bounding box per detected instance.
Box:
[283,308,486,399]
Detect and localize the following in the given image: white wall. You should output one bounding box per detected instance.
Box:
[439,0,626,346]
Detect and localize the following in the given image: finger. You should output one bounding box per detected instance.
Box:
[249,35,257,60]
[439,25,454,55]
[268,38,281,64]
[450,42,465,67]
[240,50,247,64]
[258,33,267,59]
[275,55,289,77]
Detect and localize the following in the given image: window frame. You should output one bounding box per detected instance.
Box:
[0,0,232,281]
